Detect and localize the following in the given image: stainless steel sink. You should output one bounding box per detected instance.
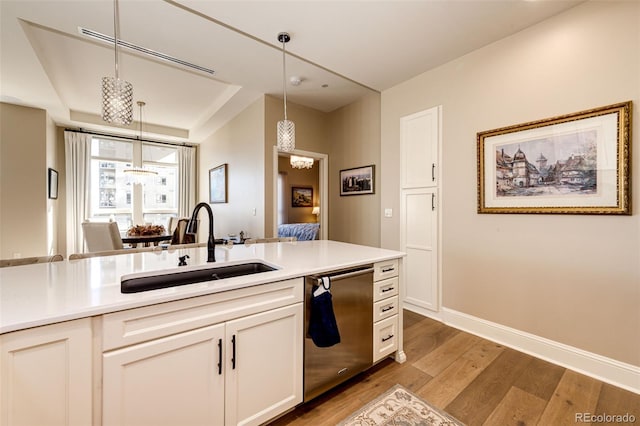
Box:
[121,262,277,293]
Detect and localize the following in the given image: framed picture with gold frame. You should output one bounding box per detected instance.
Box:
[477,101,631,215]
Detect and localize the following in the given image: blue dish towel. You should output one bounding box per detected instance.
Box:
[308,280,341,347]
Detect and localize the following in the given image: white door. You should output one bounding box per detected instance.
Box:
[103,323,226,426]
[225,303,303,426]
[400,106,441,315]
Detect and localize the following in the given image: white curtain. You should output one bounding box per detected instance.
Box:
[64,131,91,255]
[177,145,196,218]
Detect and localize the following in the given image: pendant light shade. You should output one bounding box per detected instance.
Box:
[102,0,133,125]
[277,119,295,152]
[277,32,295,152]
[102,76,133,124]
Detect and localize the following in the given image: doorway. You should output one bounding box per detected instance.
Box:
[272,147,328,240]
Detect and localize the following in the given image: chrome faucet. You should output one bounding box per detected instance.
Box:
[187,202,216,262]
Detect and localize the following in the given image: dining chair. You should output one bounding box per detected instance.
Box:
[0,254,64,268]
[82,221,124,252]
[169,218,197,245]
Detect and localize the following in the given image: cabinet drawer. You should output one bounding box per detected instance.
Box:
[374,259,399,281]
[373,277,398,302]
[103,278,303,351]
[374,296,398,323]
[373,315,398,362]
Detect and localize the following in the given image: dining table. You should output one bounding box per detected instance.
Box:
[121,234,172,248]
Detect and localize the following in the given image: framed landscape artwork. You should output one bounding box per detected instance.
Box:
[477,101,631,215]
[209,164,228,204]
[291,187,313,207]
[340,165,375,196]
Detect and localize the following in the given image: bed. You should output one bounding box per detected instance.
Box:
[278,223,320,241]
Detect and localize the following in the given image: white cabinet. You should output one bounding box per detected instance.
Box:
[225,304,302,426]
[103,323,226,426]
[373,260,400,362]
[102,278,303,426]
[0,318,93,426]
[400,106,441,315]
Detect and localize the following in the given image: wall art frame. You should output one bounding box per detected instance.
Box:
[340,165,375,196]
[209,163,228,204]
[477,101,631,215]
[48,168,58,199]
[291,186,313,207]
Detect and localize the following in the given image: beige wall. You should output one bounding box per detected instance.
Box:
[198,97,265,241]
[278,156,319,224]
[381,1,640,366]
[0,103,49,258]
[327,91,381,247]
[264,95,328,237]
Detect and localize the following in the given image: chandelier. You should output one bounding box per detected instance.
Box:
[276,32,295,152]
[124,101,157,182]
[101,0,133,125]
[290,155,314,169]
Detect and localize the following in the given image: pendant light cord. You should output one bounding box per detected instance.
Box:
[282,37,288,121]
[113,0,120,79]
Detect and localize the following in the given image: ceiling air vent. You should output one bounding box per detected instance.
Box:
[78,27,215,75]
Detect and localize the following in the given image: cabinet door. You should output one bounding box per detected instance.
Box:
[0,318,92,426]
[401,187,439,312]
[400,107,440,188]
[225,303,303,426]
[103,323,225,426]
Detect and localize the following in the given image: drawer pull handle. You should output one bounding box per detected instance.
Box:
[381,267,395,273]
[217,338,222,375]
[381,287,395,293]
[381,306,394,312]
[382,334,394,342]
[231,335,236,370]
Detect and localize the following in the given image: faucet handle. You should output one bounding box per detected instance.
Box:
[178,255,190,266]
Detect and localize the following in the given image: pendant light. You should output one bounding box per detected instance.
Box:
[124,101,157,182]
[276,32,295,152]
[101,0,133,125]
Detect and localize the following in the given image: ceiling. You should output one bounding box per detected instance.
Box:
[0,0,583,143]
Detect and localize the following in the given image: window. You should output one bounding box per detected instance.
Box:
[89,137,179,233]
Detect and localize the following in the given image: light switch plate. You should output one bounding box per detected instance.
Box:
[384,208,393,218]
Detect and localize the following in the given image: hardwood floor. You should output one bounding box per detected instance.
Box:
[270,310,640,426]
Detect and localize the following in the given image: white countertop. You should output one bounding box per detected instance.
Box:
[0,240,404,334]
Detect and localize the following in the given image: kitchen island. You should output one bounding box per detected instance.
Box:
[0,240,405,426]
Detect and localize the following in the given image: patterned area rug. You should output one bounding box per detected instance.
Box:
[337,384,465,426]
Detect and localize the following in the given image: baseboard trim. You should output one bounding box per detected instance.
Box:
[439,307,639,395]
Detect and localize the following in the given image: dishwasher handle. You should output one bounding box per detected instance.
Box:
[309,267,374,283]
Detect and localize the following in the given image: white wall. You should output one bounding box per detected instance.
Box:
[381,1,639,366]
[198,97,265,241]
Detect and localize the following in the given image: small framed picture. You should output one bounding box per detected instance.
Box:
[209,164,228,204]
[48,168,58,199]
[340,165,375,196]
[292,187,313,207]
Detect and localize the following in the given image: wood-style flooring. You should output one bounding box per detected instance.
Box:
[270,310,640,426]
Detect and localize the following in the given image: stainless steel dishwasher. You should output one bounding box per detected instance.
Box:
[304,265,374,401]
